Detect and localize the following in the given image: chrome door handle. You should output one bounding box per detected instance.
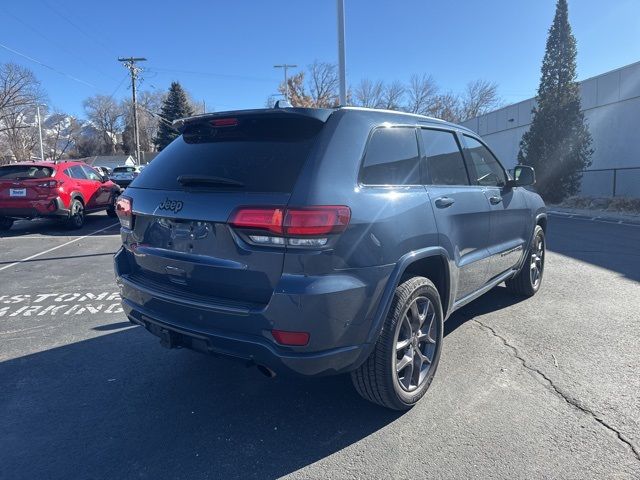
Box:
[489,196,502,205]
[435,197,455,208]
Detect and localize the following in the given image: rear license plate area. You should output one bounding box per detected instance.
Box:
[10,188,26,197]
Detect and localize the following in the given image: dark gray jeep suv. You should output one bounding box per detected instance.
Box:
[114,106,546,410]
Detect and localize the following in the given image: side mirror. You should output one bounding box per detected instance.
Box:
[507,165,535,188]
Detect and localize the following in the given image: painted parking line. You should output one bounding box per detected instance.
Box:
[0,222,120,273]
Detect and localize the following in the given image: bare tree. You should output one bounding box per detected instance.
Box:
[460,79,501,121]
[43,113,82,161]
[122,90,164,154]
[275,62,339,108]
[308,61,339,107]
[83,94,124,154]
[1,106,40,161]
[0,63,45,134]
[381,81,405,110]
[406,74,438,115]
[0,63,46,163]
[353,79,385,108]
[428,93,462,123]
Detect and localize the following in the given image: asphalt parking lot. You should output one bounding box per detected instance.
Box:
[1,212,639,479]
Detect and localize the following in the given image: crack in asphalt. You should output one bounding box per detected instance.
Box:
[473,319,640,463]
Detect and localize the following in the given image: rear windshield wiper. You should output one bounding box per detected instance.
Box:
[177,174,244,188]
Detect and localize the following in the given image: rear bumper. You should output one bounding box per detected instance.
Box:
[0,197,69,218]
[124,300,367,376]
[114,247,393,377]
[112,179,133,188]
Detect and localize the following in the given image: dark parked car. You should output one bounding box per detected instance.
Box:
[114,107,546,410]
[0,161,120,230]
[110,165,142,188]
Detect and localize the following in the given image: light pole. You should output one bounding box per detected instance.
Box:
[337,0,347,105]
[274,64,297,102]
[36,105,44,161]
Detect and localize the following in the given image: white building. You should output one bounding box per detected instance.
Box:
[461,61,640,197]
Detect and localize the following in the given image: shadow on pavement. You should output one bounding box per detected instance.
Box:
[0,252,115,266]
[546,215,640,282]
[0,214,119,239]
[1,328,401,480]
[445,286,526,337]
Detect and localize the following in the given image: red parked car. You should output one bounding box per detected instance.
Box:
[0,161,121,231]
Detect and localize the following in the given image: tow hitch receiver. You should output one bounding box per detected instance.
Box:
[149,323,177,349]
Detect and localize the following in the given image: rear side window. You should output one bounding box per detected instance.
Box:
[81,165,102,181]
[360,127,420,185]
[421,129,469,186]
[0,165,53,179]
[64,166,87,179]
[132,116,324,193]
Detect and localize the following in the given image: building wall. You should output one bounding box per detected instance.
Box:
[461,61,640,197]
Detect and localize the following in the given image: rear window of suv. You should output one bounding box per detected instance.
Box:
[113,167,136,173]
[360,127,420,186]
[132,115,324,193]
[0,165,54,179]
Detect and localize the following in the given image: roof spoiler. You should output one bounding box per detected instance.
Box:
[172,107,334,133]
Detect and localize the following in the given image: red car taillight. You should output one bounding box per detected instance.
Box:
[229,206,351,248]
[116,196,134,229]
[36,180,61,188]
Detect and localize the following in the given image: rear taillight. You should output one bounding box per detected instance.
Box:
[229,206,350,248]
[231,208,284,234]
[284,207,351,235]
[36,180,60,188]
[116,196,134,229]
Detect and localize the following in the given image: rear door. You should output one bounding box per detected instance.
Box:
[66,165,101,208]
[462,135,530,278]
[81,165,111,206]
[121,113,326,306]
[419,128,493,300]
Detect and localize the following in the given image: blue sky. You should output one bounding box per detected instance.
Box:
[1,0,639,117]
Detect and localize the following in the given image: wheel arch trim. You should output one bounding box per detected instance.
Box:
[365,247,452,346]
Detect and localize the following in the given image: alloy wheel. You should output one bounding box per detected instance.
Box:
[72,202,84,227]
[393,296,438,392]
[530,233,544,288]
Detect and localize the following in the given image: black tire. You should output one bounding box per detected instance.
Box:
[106,196,118,218]
[351,276,444,410]
[65,199,85,230]
[0,217,14,231]
[505,225,545,297]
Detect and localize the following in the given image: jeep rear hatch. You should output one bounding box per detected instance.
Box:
[121,111,329,307]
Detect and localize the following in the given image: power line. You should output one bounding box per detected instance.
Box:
[146,67,277,83]
[1,6,117,81]
[40,0,118,59]
[0,42,96,88]
[118,57,147,165]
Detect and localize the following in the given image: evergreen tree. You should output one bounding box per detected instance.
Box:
[154,82,194,151]
[518,0,592,203]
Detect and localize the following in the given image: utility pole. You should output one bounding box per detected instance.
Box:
[36,105,44,161]
[118,57,147,165]
[337,0,347,105]
[273,64,297,102]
